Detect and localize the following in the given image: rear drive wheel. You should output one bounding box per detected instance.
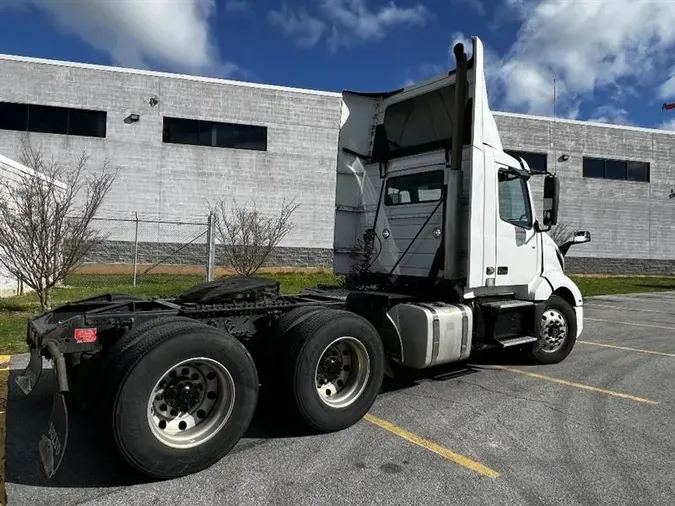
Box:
[109,321,258,479]
[526,295,577,365]
[281,309,385,432]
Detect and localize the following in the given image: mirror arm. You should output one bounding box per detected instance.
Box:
[534,220,551,233]
[559,242,572,257]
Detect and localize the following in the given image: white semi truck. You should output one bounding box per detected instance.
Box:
[17,36,590,481]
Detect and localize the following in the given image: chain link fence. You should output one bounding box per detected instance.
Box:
[68,213,216,292]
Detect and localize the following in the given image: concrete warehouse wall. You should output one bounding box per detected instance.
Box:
[0,54,343,268]
[3,53,675,274]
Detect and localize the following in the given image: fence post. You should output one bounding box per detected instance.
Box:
[206,212,216,282]
[133,212,139,287]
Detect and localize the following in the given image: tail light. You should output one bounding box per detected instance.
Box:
[74,328,97,343]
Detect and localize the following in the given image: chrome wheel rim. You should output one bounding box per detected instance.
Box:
[540,309,568,353]
[315,337,370,409]
[146,357,236,449]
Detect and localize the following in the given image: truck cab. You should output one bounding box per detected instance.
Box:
[333,36,590,367]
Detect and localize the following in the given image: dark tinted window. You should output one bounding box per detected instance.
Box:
[0,101,106,137]
[583,156,649,182]
[29,104,68,134]
[604,159,626,180]
[0,102,28,131]
[505,149,548,173]
[582,157,604,178]
[163,117,201,145]
[163,117,267,151]
[627,161,650,182]
[384,170,444,206]
[69,108,107,137]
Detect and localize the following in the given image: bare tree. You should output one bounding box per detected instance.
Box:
[212,197,300,276]
[0,138,117,310]
[547,222,574,247]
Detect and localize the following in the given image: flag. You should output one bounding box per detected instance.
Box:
[663,102,675,111]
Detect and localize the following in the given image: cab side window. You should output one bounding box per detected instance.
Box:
[498,169,532,228]
[384,170,444,206]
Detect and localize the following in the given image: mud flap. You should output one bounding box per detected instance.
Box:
[38,389,69,479]
[15,347,43,395]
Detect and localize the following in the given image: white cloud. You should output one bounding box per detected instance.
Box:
[491,0,675,117]
[268,3,326,47]
[588,105,632,126]
[270,0,430,50]
[8,0,245,77]
[659,118,675,131]
[225,0,249,12]
[659,67,675,99]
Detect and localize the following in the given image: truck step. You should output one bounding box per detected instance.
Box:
[498,336,538,348]
[482,299,534,310]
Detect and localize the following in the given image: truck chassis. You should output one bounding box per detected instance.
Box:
[15,273,571,480]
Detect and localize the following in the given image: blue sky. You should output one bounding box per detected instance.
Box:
[2,0,675,130]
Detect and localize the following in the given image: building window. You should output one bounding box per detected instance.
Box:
[582,156,650,182]
[0,101,106,138]
[384,170,444,206]
[162,117,267,151]
[505,149,548,174]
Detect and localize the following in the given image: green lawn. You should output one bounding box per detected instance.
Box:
[570,275,675,297]
[1,272,675,355]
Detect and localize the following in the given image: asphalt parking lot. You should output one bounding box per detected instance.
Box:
[4,291,675,506]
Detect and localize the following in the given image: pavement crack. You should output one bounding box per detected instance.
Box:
[456,378,569,417]
[398,391,487,418]
[396,390,529,447]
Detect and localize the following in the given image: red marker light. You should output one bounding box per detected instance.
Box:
[74,328,97,343]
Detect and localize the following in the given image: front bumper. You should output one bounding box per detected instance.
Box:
[15,343,70,480]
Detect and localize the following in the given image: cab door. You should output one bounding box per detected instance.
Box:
[373,165,445,277]
[494,166,540,287]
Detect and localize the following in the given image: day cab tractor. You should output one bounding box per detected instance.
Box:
[16,37,591,480]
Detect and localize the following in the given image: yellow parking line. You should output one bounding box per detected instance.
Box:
[586,317,675,331]
[578,340,675,358]
[363,413,500,478]
[0,355,10,506]
[492,365,659,405]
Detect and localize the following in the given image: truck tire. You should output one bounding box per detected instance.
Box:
[281,309,385,432]
[91,316,195,412]
[526,295,577,365]
[108,320,259,479]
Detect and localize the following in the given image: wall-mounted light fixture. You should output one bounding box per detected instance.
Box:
[558,154,570,162]
[124,113,140,124]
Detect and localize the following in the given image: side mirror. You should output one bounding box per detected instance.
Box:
[543,174,559,227]
[573,231,591,244]
[559,230,591,257]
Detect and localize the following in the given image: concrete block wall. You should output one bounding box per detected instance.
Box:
[0,55,342,268]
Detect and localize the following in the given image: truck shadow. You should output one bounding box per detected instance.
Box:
[5,349,526,489]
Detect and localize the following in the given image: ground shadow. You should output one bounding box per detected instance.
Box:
[5,370,337,489]
[5,349,521,489]
[5,369,144,490]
